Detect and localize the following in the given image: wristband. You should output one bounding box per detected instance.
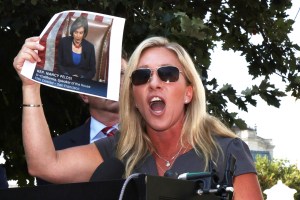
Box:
[22,104,43,107]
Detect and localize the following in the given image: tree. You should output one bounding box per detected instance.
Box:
[0,0,299,186]
[256,156,300,200]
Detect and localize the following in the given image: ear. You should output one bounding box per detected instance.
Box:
[184,85,193,104]
[79,94,89,104]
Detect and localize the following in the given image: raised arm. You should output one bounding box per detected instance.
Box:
[13,37,103,183]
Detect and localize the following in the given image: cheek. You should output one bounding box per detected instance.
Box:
[132,87,146,108]
[172,86,187,102]
[132,87,141,104]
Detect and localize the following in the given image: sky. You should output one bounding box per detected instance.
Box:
[209,1,300,166]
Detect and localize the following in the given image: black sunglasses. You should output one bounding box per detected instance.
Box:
[131,66,182,86]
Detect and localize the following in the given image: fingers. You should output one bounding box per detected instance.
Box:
[22,37,45,62]
[13,37,45,72]
[25,36,40,43]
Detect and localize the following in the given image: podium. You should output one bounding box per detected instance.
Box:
[0,175,223,200]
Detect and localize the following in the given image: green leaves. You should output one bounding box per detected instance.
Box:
[172,12,208,40]
[256,79,286,107]
[256,156,300,199]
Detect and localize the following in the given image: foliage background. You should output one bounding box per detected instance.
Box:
[0,0,299,191]
[256,156,300,199]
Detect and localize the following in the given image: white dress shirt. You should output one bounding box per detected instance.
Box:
[89,117,118,143]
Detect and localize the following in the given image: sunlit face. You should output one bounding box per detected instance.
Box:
[73,27,85,44]
[132,47,193,132]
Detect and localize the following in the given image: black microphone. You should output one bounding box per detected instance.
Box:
[89,157,125,182]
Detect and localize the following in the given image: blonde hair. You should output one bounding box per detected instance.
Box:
[118,36,237,177]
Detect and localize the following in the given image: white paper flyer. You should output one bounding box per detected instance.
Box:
[21,10,125,101]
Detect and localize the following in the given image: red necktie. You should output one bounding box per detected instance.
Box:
[101,126,116,137]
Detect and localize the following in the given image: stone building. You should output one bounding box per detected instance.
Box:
[232,126,275,161]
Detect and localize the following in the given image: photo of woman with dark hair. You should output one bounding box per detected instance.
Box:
[57,16,96,80]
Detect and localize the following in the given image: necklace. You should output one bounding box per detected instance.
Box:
[156,162,166,174]
[154,146,184,168]
[72,41,82,48]
[156,147,189,175]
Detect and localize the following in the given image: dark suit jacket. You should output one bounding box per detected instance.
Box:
[57,36,96,79]
[0,165,8,189]
[36,119,91,185]
[53,119,90,150]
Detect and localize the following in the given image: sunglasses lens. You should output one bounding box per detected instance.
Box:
[131,69,151,85]
[158,66,180,82]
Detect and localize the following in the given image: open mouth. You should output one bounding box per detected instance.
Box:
[149,97,166,113]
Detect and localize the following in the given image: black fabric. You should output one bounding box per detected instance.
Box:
[0,165,8,189]
[0,180,139,200]
[89,157,125,182]
[53,119,90,150]
[94,131,120,161]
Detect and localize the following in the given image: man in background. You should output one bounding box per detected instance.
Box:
[0,164,8,189]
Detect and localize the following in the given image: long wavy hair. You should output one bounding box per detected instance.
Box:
[117,36,237,177]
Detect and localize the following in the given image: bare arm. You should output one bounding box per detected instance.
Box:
[14,37,103,183]
[233,173,263,200]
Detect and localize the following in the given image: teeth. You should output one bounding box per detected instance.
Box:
[151,97,162,102]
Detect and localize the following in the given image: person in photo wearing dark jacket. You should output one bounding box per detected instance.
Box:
[57,16,96,80]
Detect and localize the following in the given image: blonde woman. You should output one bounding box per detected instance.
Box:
[14,36,263,199]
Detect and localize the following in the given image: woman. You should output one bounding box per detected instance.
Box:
[57,16,96,79]
[13,36,263,199]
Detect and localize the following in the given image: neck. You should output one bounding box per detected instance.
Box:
[73,40,82,48]
[91,111,119,127]
[147,126,183,156]
[151,136,182,158]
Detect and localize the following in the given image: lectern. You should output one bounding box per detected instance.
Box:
[0,175,227,200]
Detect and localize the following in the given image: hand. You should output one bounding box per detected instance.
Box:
[13,36,45,86]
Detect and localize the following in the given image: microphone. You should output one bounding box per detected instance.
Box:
[178,172,213,180]
[89,157,125,182]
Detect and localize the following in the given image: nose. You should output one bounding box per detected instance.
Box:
[148,70,162,89]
